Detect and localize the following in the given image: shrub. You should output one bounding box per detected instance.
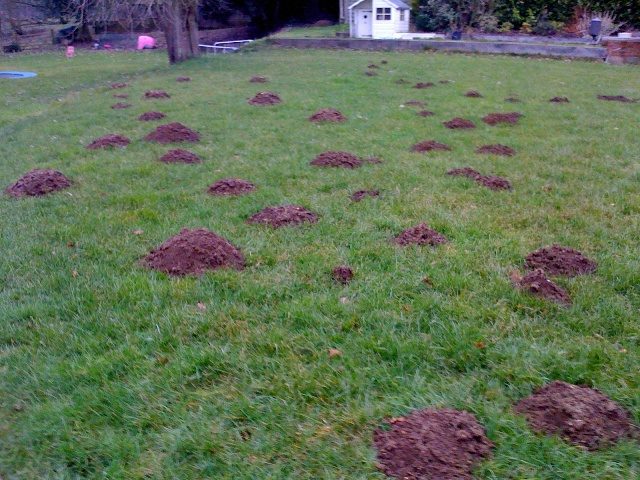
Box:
[477,14,499,33]
[520,22,532,33]
[415,0,456,32]
[499,21,514,33]
[2,43,22,53]
[533,19,557,36]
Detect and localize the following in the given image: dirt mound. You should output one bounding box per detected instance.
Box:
[247,205,318,228]
[248,91,282,105]
[447,167,482,179]
[550,96,569,103]
[176,76,191,82]
[447,167,511,190]
[332,265,354,284]
[365,71,378,77]
[144,90,171,99]
[86,134,130,149]
[513,269,571,304]
[113,93,129,99]
[411,140,451,153]
[110,82,128,89]
[414,82,434,89]
[350,189,379,202]
[476,144,515,156]
[374,408,493,480]
[417,110,435,117]
[111,102,131,109]
[207,178,256,196]
[444,117,476,129]
[142,228,245,276]
[311,151,362,169]
[381,60,388,64]
[250,75,268,83]
[505,96,521,103]
[394,223,448,246]
[404,100,425,107]
[5,169,71,197]
[597,95,635,103]
[525,245,596,277]
[309,108,347,123]
[465,90,482,98]
[515,381,635,450]
[138,111,166,121]
[159,149,202,164]
[368,63,379,69]
[482,112,523,125]
[145,122,200,143]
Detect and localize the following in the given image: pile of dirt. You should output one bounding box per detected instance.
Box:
[465,90,482,98]
[447,167,482,179]
[247,205,318,228]
[144,90,171,99]
[176,76,191,82]
[374,408,493,480]
[476,144,515,156]
[110,82,128,89]
[411,140,451,153]
[515,381,635,450]
[113,93,129,99]
[550,96,569,103]
[444,117,476,129]
[417,110,435,117]
[5,169,71,197]
[482,112,523,125]
[250,75,268,83]
[394,223,448,246]
[145,122,200,143]
[86,134,130,149]
[159,149,202,164]
[597,95,635,103]
[311,151,362,169]
[111,102,131,109]
[404,100,425,107]
[477,175,512,190]
[414,82,435,89]
[309,108,347,123]
[505,96,522,103]
[138,111,166,121]
[248,92,282,105]
[513,269,571,304]
[381,60,388,64]
[368,63,379,69]
[332,265,354,284]
[525,245,597,276]
[207,178,256,196]
[365,71,378,77]
[350,189,379,202]
[142,228,245,276]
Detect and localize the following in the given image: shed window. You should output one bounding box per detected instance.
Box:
[400,10,405,21]
[376,8,391,20]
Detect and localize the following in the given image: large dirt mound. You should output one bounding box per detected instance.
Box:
[351,189,379,202]
[513,269,571,304]
[444,117,476,129]
[411,140,451,153]
[374,408,493,480]
[159,149,202,164]
[247,205,318,228]
[144,90,171,99]
[111,102,131,109]
[597,95,634,103]
[515,381,635,450]
[248,92,281,105]
[86,134,130,149]
[110,82,128,89]
[142,228,245,276]
[145,122,200,143]
[414,82,435,89]
[394,223,448,246]
[311,151,362,169]
[482,112,523,125]
[138,111,166,121]
[550,96,569,103]
[332,265,354,284]
[465,90,483,98]
[309,108,346,123]
[525,245,596,277]
[207,178,256,196]
[476,144,515,156]
[250,75,268,83]
[6,169,71,197]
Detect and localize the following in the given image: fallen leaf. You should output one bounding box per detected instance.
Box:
[67,241,75,248]
[422,276,434,286]
[474,341,486,349]
[328,348,342,358]
[196,302,206,311]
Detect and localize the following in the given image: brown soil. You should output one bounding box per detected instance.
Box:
[145,122,200,143]
[365,71,378,77]
[332,265,354,284]
[250,75,268,83]
[597,95,635,103]
[447,167,482,179]
[144,90,171,99]
[142,228,245,276]
[505,96,522,103]
[476,144,515,156]
[113,93,129,99]
[247,205,318,228]
[550,96,569,103]
[381,60,388,64]
[444,117,476,129]
[309,108,347,123]
[404,100,425,107]
[176,76,191,82]
[465,90,483,98]
[350,189,379,202]
[111,102,132,109]
[476,175,512,191]
[311,151,362,169]
[248,91,282,105]
[394,223,448,246]
[515,381,635,450]
[110,82,128,89]
[414,82,435,89]
[411,140,451,153]
[514,269,571,304]
[525,245,597,277]
[5,169,71,197]
[482,112,523,125]
[159,149,202,164]
[86,134,130,149]
[368,63,380,69]
[374,408,493,480]
[417,110,435,117]
[207,178,256,196]
[138,111,166,121]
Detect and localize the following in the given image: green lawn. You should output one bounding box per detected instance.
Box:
[270,24,348,38]
[1,48,639,479]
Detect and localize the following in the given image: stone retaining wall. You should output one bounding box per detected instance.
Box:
[602,37,640,65]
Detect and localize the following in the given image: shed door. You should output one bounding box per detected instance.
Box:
[357,10,372,37]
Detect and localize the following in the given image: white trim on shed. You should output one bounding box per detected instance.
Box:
[348,0,410,39]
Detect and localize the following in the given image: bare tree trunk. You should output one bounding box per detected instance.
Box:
[158,0,199,64]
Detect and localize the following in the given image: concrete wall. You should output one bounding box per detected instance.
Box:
[603,37,640,65]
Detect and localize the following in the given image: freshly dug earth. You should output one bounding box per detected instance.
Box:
[550,96,569,103]
[309,108,346,123]
[365,71,378,77]
[250,75,268,83]
[86,134,130,149]
[374,408,493,480]
[142,228,245,276]
[417,110,435,117]
[465,90,482,98]
[138,111,166,121]
[597,95,634,103]
[176,76,191,82]
[394,223,448,246]
[110,82,128,89]
[145,122,200,143]
[350,189,379,202]
[444,117,476,129]
[525,245,597,277]
[144,90,171,99]
[482,112,523,125]
[476,144,515,156]
[311,151,362,169]
[477,175,512,191]
[404,100,425,107]
[113,93,129,99]
[447,167,482,179]
[513,269,571,304]
[368,63,379,69]
[111,102,131,109]
[159,149,202,164]
[5,169,71,197]
[207,178,256,196]
[411,140,451,153]
[332,265,354,284]
[414,82,434,89]
[248,92,282,105]
[515,381,635,450]
[247,205,318,228]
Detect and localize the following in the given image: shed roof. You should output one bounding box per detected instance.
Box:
[349,0,411,10]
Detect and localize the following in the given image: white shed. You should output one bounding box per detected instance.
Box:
[348,0,410,39]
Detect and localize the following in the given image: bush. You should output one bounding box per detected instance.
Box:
[2,43,22,53]
[499,21,514,32]
[520,22,532,33]
[533,19,557,35]
[415,0,456,32]
[477,14,499,33]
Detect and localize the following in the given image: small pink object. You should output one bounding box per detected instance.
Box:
[137,35,156,50]
[66,46,75,58]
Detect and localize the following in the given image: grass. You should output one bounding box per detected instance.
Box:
[1,47,639,479]
[270,24,348,39]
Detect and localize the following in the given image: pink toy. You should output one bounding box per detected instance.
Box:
[137,36,156,50]
[66,46,75,58]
